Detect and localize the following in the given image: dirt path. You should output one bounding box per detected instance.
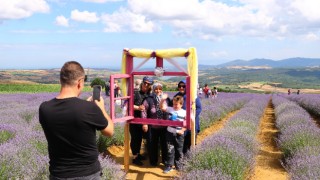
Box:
[107,111,237,180]
[310,113,320,128]
[249,99,288,180]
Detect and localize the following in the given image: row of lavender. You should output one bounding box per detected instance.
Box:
[272,96,320,180]
[0,93,125,179]
[199,92,252,131]
[178,94,270,180]
[284,94,320,117]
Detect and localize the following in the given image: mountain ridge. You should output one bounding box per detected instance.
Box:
[200,57,320,68]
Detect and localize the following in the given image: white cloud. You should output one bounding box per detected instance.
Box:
[55,15,69,27]
[291,0,320,22]
[0,0,49,20]
[81,0,122,3]
[122,0,320,40]
[101,8,158,33]
[128,0,204,20]
[71,9,99,23]
[303,32,319,41]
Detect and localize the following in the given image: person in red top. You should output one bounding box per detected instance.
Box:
[203,84,210,98]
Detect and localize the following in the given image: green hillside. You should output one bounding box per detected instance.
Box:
[1,67,320,93]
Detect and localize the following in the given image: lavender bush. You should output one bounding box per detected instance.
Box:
[199,92,252,130]
[0,93,126,179]
[99,155,126,180]
[272,95,320,179]
[180,95,269,180]
[285,94,320,116]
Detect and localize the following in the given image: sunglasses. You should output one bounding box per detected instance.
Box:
[143,82,151,86]
[178,84,186,88]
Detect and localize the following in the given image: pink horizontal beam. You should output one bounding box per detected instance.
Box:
[112,74,131,78]
[113,116,134,123]
[130,118,186,127]
[132,71,188,76]
[114,96,130,100]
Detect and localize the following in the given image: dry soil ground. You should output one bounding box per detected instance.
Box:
[107,99,290,180]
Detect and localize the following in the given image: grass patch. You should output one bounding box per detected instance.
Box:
[97,124,124,152]
[0,84,92,93]
[0,130,15,144]
[186,148,248,180]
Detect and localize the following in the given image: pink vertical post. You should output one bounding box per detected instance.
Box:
[156,57,163,68]
[126,55,134,117]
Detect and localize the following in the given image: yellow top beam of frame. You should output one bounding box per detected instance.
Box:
[121,47,198,110]
[124,48,189,58]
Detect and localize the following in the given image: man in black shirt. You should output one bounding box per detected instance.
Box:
[130,76,153,166]
[39,61,114,179]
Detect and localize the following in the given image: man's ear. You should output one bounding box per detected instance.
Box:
[77,80,82,89]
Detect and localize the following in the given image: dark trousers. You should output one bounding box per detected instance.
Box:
[50,171,101,180]
[183,130,198,154]
[166,131,184,169]
[148,127,167,165]
[129,124,143,156]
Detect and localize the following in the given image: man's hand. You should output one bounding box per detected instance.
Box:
[139,105,145,111]
[87,96,105,111]
[177,129,184,135]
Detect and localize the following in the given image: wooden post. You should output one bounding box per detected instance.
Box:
[124,54,133,172]
[187,77,196,147]
[124,123,130,172]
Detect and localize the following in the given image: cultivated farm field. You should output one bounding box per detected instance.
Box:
[1,92,320,179]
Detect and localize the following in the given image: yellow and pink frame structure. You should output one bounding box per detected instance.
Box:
[109,48,198,171]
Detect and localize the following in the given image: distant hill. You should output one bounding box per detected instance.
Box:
[212,58,320,68]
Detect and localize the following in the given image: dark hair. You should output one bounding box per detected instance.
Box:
[60,61,85,86]
[173,96,184,105]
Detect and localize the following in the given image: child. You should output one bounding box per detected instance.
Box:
[160,94,186,173]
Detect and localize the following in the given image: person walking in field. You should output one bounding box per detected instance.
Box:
[105,80,110,96]
[39,61,114,180]
[203,84,210,98]
[114,81,120,98]
[212,86,218,98]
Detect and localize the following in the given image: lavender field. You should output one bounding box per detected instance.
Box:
[273,95,320,179]
[0,93,125,179]
[1,92,320,179]
[179,94,270,180]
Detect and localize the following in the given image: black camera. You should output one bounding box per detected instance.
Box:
[92,85,102,101]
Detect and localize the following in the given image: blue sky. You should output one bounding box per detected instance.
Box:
[0,0,320,69]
